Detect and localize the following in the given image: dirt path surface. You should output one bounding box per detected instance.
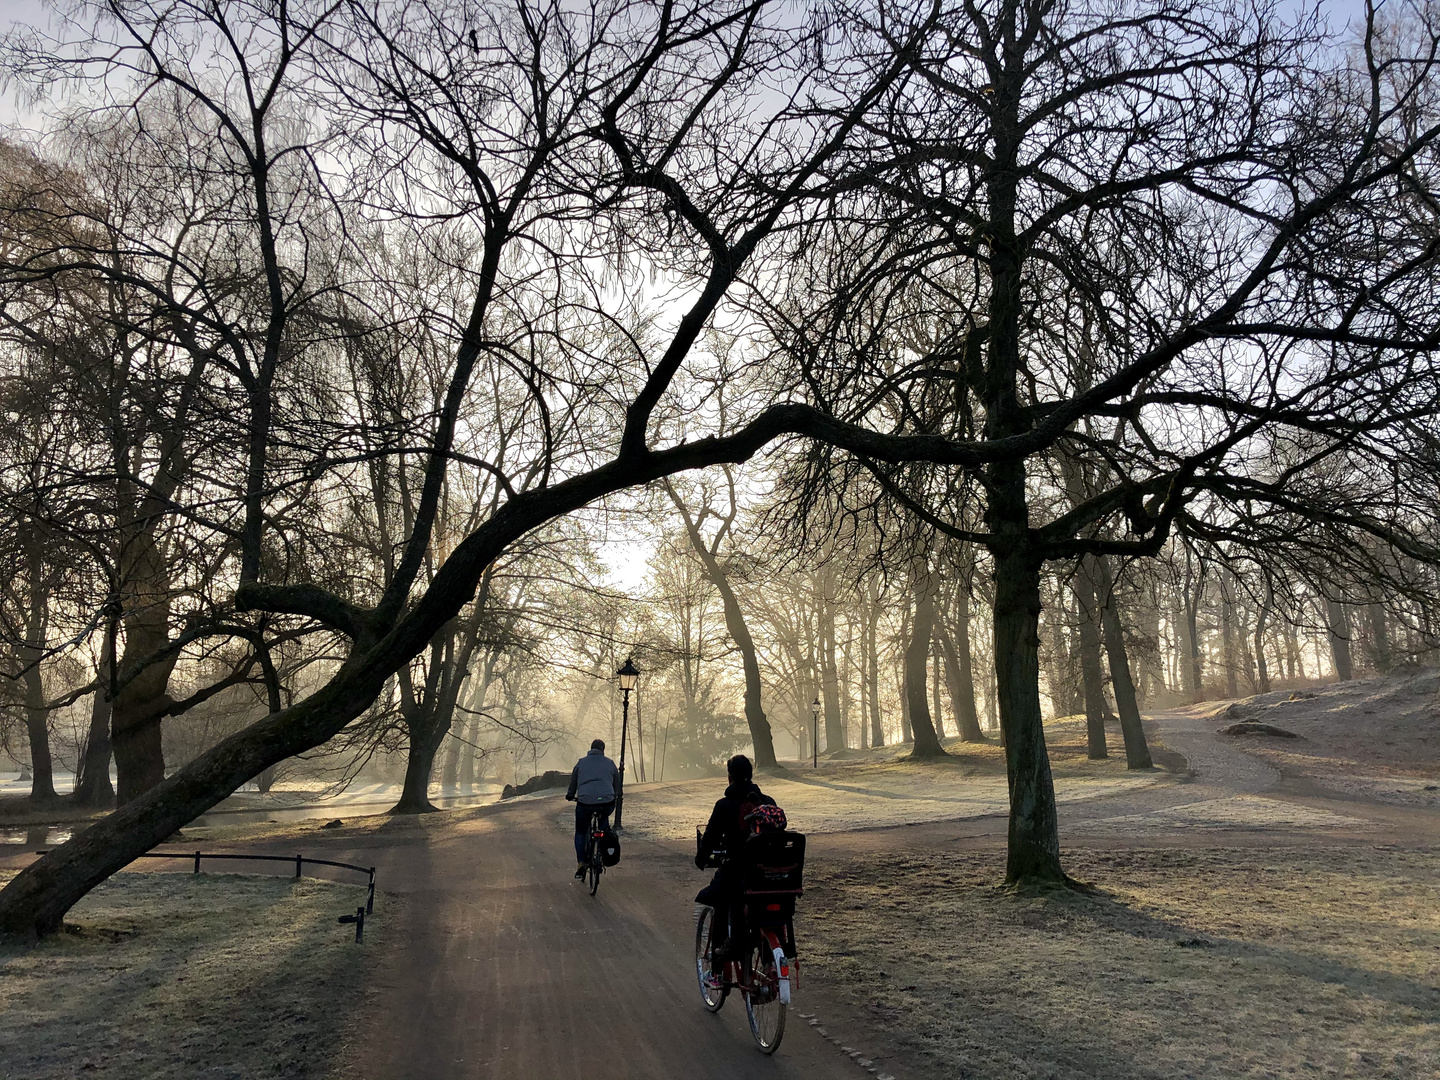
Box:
[312,710,1434,1080]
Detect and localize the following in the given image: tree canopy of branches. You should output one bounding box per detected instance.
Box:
[0,0,1435,936]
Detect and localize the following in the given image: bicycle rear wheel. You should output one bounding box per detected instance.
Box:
[694,906,727,1012]
[587,820,603,896]
[743,942,786,1053]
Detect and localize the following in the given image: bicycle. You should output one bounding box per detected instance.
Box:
[583,807,608,896]
[693,830,804,1054]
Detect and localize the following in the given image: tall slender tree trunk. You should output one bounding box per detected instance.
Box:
[904,553,947,759]
[71,683,114,808]
[21,660,57,804]
[440,716,464,788]
[897,602,913,743]
[936,605,984,741]
[1254,597,1272,694]
[1325,597,1353,681]
[671,494,778,767]
[1183,565,1205,703]
[930,638,946,739]
[1368,603,1391,673]
[18,544,57,804]
[457,653,496,790]
[1239,605,1258,692]
[1137,598,1165,702]
[457,716,478,790]
[73,616,116,807]
[866,581,884,748]
[818,584,843,753]
[1073,558,1109,759]
[1219,574,1239,699]
[393,707,449,813]
[1042,603,1076,719]
[1096,559,1153,770]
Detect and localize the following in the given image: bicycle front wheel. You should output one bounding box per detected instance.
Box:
[694,906,727,1012]
[743,943,786,1053]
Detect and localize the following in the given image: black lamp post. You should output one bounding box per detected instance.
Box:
[810,695,821,768]
[615,657,640,828]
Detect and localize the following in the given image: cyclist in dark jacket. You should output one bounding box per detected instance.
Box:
[566,740,620,879]
[695,754,775,956]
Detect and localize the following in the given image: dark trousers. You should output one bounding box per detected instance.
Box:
[574,801,614,862]
[696,863,743,954]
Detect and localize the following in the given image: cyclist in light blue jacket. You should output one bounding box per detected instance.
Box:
[565,740,620,878]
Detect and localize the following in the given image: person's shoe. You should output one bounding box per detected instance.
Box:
[574,863,587,879]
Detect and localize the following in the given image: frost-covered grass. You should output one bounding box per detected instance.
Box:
[618,720,1176,844]
[0,872,375,1080]
[804,844,1440,1080]
[1198,668,1440,808]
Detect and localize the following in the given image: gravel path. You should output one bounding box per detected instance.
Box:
[1065,711,1375,835]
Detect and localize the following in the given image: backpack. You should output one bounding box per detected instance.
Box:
[600,824,621,867]
[738,789,787,835]
[746,803,788,834]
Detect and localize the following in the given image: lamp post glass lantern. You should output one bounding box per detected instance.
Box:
[811,696,820,768]
[615,658,640,827]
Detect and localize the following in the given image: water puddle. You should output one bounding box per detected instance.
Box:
[3,786,499,845]
[0,825,74,846]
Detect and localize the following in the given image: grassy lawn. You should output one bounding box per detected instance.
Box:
[0,871,377,1080]
[619,719,1177,845]
[804,844,1440,1080]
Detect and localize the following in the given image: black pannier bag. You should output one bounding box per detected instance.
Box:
[741,830,805,930]
[600,825,621,866]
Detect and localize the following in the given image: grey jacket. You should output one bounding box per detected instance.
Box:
[567,748,620,804]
